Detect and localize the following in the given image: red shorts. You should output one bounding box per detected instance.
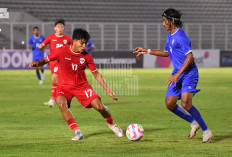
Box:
[56,84,99,108]
[49,60,59,74]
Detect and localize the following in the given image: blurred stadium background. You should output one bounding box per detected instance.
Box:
[0,0,232,69]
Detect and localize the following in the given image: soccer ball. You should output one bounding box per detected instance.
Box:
[126,124,144,141]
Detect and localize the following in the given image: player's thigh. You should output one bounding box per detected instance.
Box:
[56,86,73,109]
[165,96,178,110]
[181,92,193,110]
[56,95,69,111]
[90,97,105,111]
[56,95,67,104]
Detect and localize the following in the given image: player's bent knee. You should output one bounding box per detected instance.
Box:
[181,101,192,110]
[165,99,175,110]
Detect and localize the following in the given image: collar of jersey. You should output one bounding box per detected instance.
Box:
[171,28,179,36]
[70,45,81,55]
[55,34,63,37]
[34,35,40,39]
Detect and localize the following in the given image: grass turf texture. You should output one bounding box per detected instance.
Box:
[0,68,231,157]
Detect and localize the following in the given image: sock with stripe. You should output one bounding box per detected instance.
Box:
[51,83,57,100]
[171,104,194,123]
[66,118,79,132]
[188,105,208,131]
[105,116,114,125]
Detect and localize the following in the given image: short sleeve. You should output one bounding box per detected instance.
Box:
[164,34,169,52]
[87,54,97,72]
[42,35,50,46]
[47,47,61,62]
[180,34,192,55]
[28,36,33,45]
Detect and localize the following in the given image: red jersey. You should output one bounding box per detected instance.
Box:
[42,33,72,54]
[47,45,97,87]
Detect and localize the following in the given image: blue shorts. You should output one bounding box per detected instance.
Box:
[33,54,44,61]
[166,70,200,100]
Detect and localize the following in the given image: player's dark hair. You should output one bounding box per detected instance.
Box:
[72,28,90,42]
[33,26,39,30]
[162,8,183,28]
[54,19,65,26]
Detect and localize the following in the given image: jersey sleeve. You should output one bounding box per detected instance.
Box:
[87,54,97,72]
[180,33,192,55]
[42,35,50,46]
[47,47,61,62]
[164,35,169,52]
[28,36,33,45]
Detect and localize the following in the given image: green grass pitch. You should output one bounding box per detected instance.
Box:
[0,68,231,157]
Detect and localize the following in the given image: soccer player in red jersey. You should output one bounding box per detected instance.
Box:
[39,19,72,107]
[29,28,124,140]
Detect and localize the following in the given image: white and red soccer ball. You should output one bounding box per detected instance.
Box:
[126,124,144,141]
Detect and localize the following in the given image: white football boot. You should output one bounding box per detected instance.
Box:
[44,99,55,107]
[203,130,213,143]
[72,130,84,141]
[189,120,200,139]
[109,123,124,137]
[39,80,43,85]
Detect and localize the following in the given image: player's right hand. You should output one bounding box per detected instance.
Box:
[133,47,148,57]
[28,61,38,68]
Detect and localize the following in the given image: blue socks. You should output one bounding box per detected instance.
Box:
[172,105,194,123]
[41,68,44,74]
[188,105,208,131]
[36,70,41,80]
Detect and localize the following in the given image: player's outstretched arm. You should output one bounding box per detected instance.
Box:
[133,47,169,57]
[28,57,49,68]
[92,70,118,103]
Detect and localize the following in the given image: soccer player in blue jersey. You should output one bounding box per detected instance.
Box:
[85,39,95,55]
[29,27,46,85]
[133,8,213,143]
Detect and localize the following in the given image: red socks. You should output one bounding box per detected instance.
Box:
[51,83,57,100]
[105,116,114,125]
[66,118,79,132]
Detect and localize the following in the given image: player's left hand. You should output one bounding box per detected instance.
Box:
[28,61,38,68]
[167,73,180,87]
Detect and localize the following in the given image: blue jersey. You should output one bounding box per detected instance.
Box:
[28,35,45,61]
[164,29,197,73]
[85,40,94,55]
[165,29,200,99]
